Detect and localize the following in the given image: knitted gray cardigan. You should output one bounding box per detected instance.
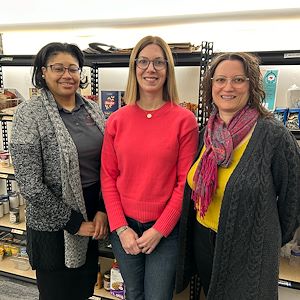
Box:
[176,117,300,300]
[10,90,105,268]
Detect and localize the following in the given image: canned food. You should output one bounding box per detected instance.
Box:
[9,208,20,224]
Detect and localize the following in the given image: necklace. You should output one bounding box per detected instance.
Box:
[137,101,165,119]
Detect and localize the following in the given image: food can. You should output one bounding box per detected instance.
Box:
[9,208,20,224]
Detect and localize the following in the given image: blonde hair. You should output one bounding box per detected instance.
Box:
[124,36,179,105]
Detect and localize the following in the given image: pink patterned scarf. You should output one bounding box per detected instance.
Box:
[192,105,259,217]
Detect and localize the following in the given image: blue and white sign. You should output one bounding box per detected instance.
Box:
[263,69,279,111]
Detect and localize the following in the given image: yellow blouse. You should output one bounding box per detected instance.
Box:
[187,134,251,232]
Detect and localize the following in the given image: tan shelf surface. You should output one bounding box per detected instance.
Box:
[0,256,36,279]
[94,286,119,299]
[0,165,14,176]
[279,257,300,283]
[0,205,26,232]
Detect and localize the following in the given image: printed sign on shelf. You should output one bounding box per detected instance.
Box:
[262,69,279,111]
[100,91,124,118]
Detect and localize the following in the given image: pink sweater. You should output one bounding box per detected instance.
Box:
[101,102,198,236]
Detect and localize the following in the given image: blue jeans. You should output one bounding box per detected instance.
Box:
[110,217,179,300]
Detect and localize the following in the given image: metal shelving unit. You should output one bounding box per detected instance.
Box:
[3,47,299,298]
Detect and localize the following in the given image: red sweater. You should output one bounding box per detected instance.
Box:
[101,102,198,236]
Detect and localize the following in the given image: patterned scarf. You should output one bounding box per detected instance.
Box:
[192,105,259,218]
[40,89,105,268]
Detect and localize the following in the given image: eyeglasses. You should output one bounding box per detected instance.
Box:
[211,75,249,88]
[46,63,81,75]
[135,58,168,70]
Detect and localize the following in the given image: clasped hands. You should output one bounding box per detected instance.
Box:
[76,211,108,239]
[119,227,163,255]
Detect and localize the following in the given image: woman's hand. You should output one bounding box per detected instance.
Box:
[76,221,95,237]
[92,211,109,240]
[119,228,141,255]
[136,227,163,254]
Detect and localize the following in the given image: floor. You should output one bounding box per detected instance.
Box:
[174,286,300,300]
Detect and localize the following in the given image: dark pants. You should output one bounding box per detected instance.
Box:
[36,183,100,300]
[193,219,216,296]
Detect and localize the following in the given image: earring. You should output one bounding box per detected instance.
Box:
[42,75,45,79]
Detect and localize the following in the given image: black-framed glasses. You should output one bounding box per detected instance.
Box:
[46,63,81,75]
[211,75,249,88]
[135,58,168,70]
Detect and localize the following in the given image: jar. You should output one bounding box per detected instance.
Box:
[103,271,111,291]
[19,193,25,206]
[9,208,20,224]
[289,246,300,267]
[2,198,9,214]
[0,202,3,218]
[8,192,19,209]
[0,151,10,167]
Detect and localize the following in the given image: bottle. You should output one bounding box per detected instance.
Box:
[96,263,103,289]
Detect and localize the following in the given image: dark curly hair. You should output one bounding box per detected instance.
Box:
[32,42,87,89]
[202,52,271,117]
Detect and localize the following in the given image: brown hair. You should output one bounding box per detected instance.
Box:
[124,36,179,105]
[202,52,271,117]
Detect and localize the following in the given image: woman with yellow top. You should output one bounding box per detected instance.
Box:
[175,52,300,299]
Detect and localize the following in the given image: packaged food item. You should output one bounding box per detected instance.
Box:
[0,202,3,218]
[286,108,300,130]
[0,151,10,167]
[9,208,20,224]
[110,260,125,299]
[1,196,10,214]
[8,191,19,209]
[103,270,111,291]
[273,108,288,125]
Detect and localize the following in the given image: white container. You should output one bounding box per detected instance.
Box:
[287,84,300,108]
[1,198,9,214]
[0,203,3,218]
[9,192,19,209]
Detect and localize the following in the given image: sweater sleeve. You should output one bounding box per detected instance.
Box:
[101,118,127,231]
[153,114,199,236]
[272,128,300,245]
[9,102,83,232]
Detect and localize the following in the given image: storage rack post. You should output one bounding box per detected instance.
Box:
[197,41,214,129]
[90,65,99,98]
[1,118,12,191]
[0,65,3,88]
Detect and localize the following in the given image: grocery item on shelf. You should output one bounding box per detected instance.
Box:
[110,260,125,299]
[286,108,300,130]
[0,88,24,111]
[0,150,10,167]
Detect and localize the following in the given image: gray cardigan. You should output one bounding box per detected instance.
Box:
[10,91,105,268]
[176,117,300,300]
